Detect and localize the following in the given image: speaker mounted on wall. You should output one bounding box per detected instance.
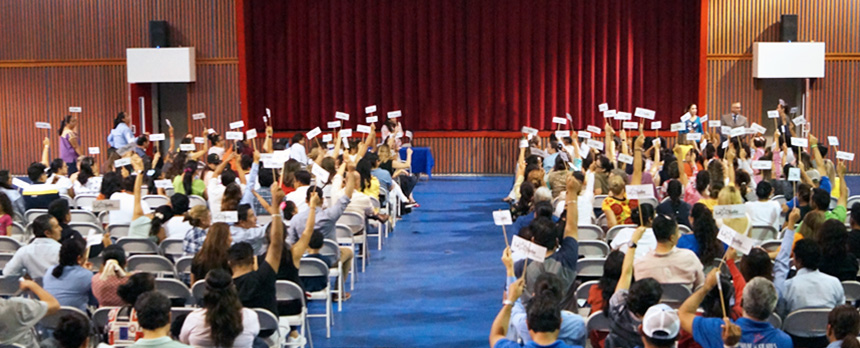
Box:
[780,14,798,42]
[149,20,170,48]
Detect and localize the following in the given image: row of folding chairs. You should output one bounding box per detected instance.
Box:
[68,193,206,212]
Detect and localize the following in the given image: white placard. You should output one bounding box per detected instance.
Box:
[493,210,513,226]
[335,112,350,120]
[306,127,322,139]
[387,110,402,118]
[246,129,258,139]
[322,134,333,142]
[721,126,731,135]
[622,121,638,129]
[225,131,243,140]
[356,125,372,134]
[212,211,238,224]
[165,119,172,128]
[328,121,342,129]
[114,158,131,167]
[686,133,702,141]
[566,113,573,122]
[192,112,206,120]
[730,127,745,138]
[604,109,617,118]
[154,179,173,189]
[788,168,801,181]
[194,137,205,144]
[587,139,604,151]
[680,113,691,122]
[229,120,245,129]
[365,105,377,114]
[92,200,121,213]
[767,110,779,119]
[576,131,591,139]
[511,235,547,263]
[700,115,709,123]
[88,147,100,155]
[615,112,632,120]
[750,123,767,134]
[555,130,571,138]
[521,126,539,136]
[342,137,350,149]
[366,116,378,123]
[207,128,216,134]
[579,143,591,155]
[828,136,839,146]
[396,131,403,138]
[625,185,654,199]
[263,159,281,169]
[180,144,196,151]
[709,120,721,128]
[405,130,413,139]
[717,225,754,255]
[836,151,855,161]
[792,115,806,126]
[790,107,799,114]
[617,154,634,165]
[598,103,609,112]
[552,117,567,125]
[519,139,529,148]
[651,121,662,130]
[721,140,729,149]
[587,125,602,134]
[634,107,655,120]
[35,122,52,129]
[273,150,291,163]
[790,137,808,148]
[312,163,331,186]
[266,108,271,117]
[149,133,165,141]
[69,106,82,113]
[339,128,352,138]
[752,160,772,170]
[670,122,686,132]
[713,204,747,220]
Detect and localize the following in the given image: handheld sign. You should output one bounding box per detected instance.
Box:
[387,110,402,118]
[598,103,609,112]
[229,120,245,129]
[700,115,709,123]
[339,128,352,138]
[617,154,634,165]
[552,117,567,125]
[615,112,632,121]
[335,112,350,121]
[576,131,591,139]
[192,113,206,120]
[365,105,377,114]
[311,164,331,186]
[792,115,806,126]
[680,113,691,122]
[721,126,731,135]
[194,137,205,144]
[722,140,729,149]
[322,134,333,142]
[713,204,747,220]
[651,121,662,130]
[165,119,172,128]
[88,147,100,155]
[356,125,372,134]
[579,143,591,155]
[686,133,702,141]
[566,113,573,122]
[245,129,258,139]
[342,137,350,149]
[511,235,547,263]
[709,120,721,128]
[790,107,799,114]
[625,185,654,199]
[328,121,342,129]
[521,126,539,136]
[207,128,216,134]
[306,127,322,139]
[149,133,165,142]
[767,110,779,119]
[622,122,638,129]
[35,122,52,129]
[730,127,745,138]
[790,137,808,148]
[114,158,132,168]
[69,106,82,113]
[180,144,196,151]
[366,116,378,123]
[493,210,513,226]
[273,150,290,163]
[634,107,655,120]
[519,139,529,148]
[586,139,604,151]
[225,131,243,140]
[828,136,839,146]
[752,160,772,170]
[836,151,855,161]
[266,108,272,117]
[405,130,413,139]
[788,168,801,181]
[750,123,767,134]
[92,200,121,213]
[212,211,238,224]
[670,122,686,132]
[554,130,571,139]
[396,131,404,138]
[587,125,602,134]
[604,109,617,118]
[154,179,173,189]
[717,225,754,255]
[263,158,280,169]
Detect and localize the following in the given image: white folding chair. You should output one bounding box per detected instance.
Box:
[830,196,839,210]
[68,222,105,236]
[159,239,185,261]
[337,211,366,236]
[175,256,194,280]
[606,224,637,242]
[320,239,345,312]
[782,308,830,338]
[253,308,288,348]
[69,209,99,224]
[577,224,605,241]
[92,306,114,334]
[367,197,384,250]
[0,253,13,269]
[142,195,170,208]
[592,195,607,210]
[9,222,28,242]
[660,283,693,308]
[59,194,76,209]
[337,223,364,274]
[38,306,91,332]
[107,224,130,238]
[155,278,193,305]
[578,240,610,258]
[749,225,778,241]
[0,236,22,253]
[191,280,206,304]
[847,195,860,211]
[638,197,659,209]
[188,195,208,208]
[843,281,860,304]
[299,258,332,338]
[116,237,160,255]
[585,310,611,333]
[25,209,48,224]
[98,211,110,225]
[678,224,693,235]
[758,239,782,252]
[768,313,782,329]
[576,257,605,279]
[596,213,608,230]
[275,280,311,348]
[127,255,177,278]
[575,280,599,316]
[74,194,98,211]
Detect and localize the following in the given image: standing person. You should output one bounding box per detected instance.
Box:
[289,133,308,165]
[108,112,135,150]
[721,102,748,128]
[0,279,61,347]
[679,104,704,136]
[59,114,82,174]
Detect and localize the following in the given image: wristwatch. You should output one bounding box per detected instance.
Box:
[503,300,514,307]
[627,241,637,249]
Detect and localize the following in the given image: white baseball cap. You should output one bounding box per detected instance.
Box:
[642,304,680,340]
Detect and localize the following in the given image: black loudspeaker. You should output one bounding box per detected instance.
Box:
[780,14,798,42]
[149,21,169,48]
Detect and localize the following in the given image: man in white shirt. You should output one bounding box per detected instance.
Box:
[110,175,151,225]
[289,133,308,165]
[744,181,782,231]
[779,239,845,319]
[3,215,63,278]
[285,170,311,214]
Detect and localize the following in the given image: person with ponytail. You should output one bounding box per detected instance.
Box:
[180,268,260,348]
[172,160,206,197]
[0,170,26,220]
[58,114,82,174]
[71,156,101,195]
[128,172,171,243]
[656,179,692,229]
[107,111,135,150]
[827,305,860,348]
[677,204,725,271]
[46,158,75,196]
[610,203,657,262]
[182,205,211,256]
[43,238,92,311]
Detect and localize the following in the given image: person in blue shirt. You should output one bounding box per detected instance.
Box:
[107,112,135,150]
[679,269,791,348]
[43,238,94,312]
[825,305,860,348]
[489,276,581,348]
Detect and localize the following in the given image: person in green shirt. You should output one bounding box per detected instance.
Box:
[129,291,191,348]
[172,161,206,197]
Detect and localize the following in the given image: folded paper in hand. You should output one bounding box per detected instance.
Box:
[511,235,547,263]
[493,210,513,226]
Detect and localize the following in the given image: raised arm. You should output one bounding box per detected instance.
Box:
[20,279,60,316]
[616,226,646,292]
[240,150,261,205]
[838,161,848,207]
[392,148,413,170]
[211,153,236,180]
[264,183,286,272]
[132,171,144,220]
[363,123,377,150]
[679,269,719,334]
[632,130,645,185]
[41,137,51,166]
[604,122,616,166]
[809,133,827,178]
[564,176,581,240]
[291,191,320,268]
[489,277,524,347]
[618,129,629,171]
[263,126,273,153]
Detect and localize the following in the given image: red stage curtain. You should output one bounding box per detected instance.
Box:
[240,0,701,132]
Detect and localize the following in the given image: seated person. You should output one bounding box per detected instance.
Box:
[825,305,860,348]
[22,162,61,210]
[633,214,704,290]
[43,238,92,312]
[180,269,260,348]
[303,230,334,293]
[230,204,268,256]
[779,239,845,324]
[182,205,211,256]
[0,279,60,346]
[47,313,94,348]
[130,291,192,347]
[609,204,656,262]
[105,272,156,346]
[3,214,62,278]
[638,304,687,348]
[190,223,232,284]
[489,276,581,348]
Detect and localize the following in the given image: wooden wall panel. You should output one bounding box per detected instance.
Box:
[186,64,241,133]
[808,61,860,172]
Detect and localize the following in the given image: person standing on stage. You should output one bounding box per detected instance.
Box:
[721,102,748,128]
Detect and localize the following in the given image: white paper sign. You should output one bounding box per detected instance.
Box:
[576,131,590,139]
[312,164,331,186]
[356,125,372,134]
[152,179,172,189]
[194,137,205,144]
[149,133,165,141]
[493,210,513,226]
[604,110,617,118]
[322,134,333,142]
[92,200,121,213]
[579,143,591,155]
[164,119,172,128]
[790,137,808,148]
[405,130,413,139]
[721,126,731,135]
[792,115,806,126]
[828,136,839,146]
[680,113,692,122]
[521,126,539,136]
[273,150,290,163]
[651,121,662,130]
[709,120,721,128]
[634,107,655,120]
[587,125,602,134]
[69,106,82,113]
[365,105,377,114]
[617,154,634,165]
[555,130,571,138]
[88,147,100,155]
[587,139,604,151]
[263,158,281,169]
[615,112,632,121]
[552,117,567,125]
[767,110,779,119]
[114,158,131,167]
[722,140,729,149]
[717,225,754,255]
[750,123,767,134]
[306,127,322,139]
[598,103,609,112]
[192,113,206,120]
[625,185,654,199]
[566,113,573,122]
[339,128,352,138]
[670,122,686,132]
[212,211,238,224]
[713,204,747,220]
[519,139,529,148]
[335,112,350,120]
[396,131,403,138]
[836,151,855,161]
[328,121,342,129]
[229,121,245,129]
[225,131,243,140]
[788,168,801,181]
[180,144,196,151]
[366,116,378,123]
[790,107,799,114]
[752,160,772,170]
[266,108,271,117]
[700,115,709,123]
[511,235,547,263]
[730,127,745,138]
[244,129,257,139]
[207,128,216,134]
[387,110,402,118]
[622,121,638,129]
[686,133,702,141]
[35,122,52,129]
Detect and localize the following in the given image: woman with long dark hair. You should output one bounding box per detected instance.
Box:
[827,305,860,348]
[71,156,100,195]
[190,222,232,284]
[180,268,259,347]
[172,160,205,197]
[818,220,860,281]
[677,203,724,269]
[656,179,692,229]
[58,114,81,174]
[0,170,25,219]
[356,156,380,198]
[107,111,134,149]
[46,158,74,196]
[0,192,14,236]
[43,238,92,311]
[98,171,123,200]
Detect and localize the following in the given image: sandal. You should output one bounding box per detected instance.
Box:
[333,292,352,302]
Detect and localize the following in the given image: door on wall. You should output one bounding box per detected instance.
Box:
[760,79,803,135]
[153,83,188,154]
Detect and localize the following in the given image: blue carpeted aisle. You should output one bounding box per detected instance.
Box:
[312,176,513,348]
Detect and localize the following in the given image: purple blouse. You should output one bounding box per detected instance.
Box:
[59,132,79,163]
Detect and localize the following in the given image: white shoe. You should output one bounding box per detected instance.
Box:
[285,334,307,347]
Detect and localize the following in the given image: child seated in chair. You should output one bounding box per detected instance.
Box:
[302,231,334,293]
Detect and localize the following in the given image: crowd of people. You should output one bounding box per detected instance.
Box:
[0,112,422,347]
[491,101,860,348]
